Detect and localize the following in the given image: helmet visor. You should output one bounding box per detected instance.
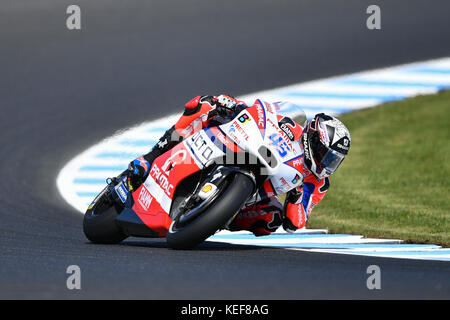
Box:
[318,148,345,175]
[310,131,345,175]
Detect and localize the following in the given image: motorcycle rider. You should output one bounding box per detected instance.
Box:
[127,94,351,235]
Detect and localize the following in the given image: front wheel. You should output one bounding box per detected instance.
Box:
[167,172,255,249]
[83,185,128,244]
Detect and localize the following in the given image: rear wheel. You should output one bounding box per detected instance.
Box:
[83,186,128,244]
[167,172,254,249]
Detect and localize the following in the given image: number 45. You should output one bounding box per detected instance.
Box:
[268,133,289,157]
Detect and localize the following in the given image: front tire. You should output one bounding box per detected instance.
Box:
[167,172,254,249]
[83,186,128,244]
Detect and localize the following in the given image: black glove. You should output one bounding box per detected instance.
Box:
[282,216,298,233]
[215,94,248,119]
[282,188,303,233]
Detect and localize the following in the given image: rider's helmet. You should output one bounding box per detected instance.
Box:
[301,113,351,179]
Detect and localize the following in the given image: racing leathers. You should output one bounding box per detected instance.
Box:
[127,94,330,235]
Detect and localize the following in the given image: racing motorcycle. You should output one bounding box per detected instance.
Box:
[83,100,306,249]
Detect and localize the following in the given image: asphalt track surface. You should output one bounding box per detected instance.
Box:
[1,0,449,299]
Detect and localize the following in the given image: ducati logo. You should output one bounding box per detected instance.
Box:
[161,150,187,173]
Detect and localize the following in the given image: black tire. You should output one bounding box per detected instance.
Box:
[83,186,128,244]
[166,173,254,250]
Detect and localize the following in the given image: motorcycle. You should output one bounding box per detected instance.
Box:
[83,100,307,249]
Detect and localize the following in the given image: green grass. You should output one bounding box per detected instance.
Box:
[298,90,450,246]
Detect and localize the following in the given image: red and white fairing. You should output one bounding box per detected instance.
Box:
[131,100,305,236]
[219,100,305,196]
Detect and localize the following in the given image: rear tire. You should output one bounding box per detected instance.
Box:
[167,172,254,249]
[83,186,128,244]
